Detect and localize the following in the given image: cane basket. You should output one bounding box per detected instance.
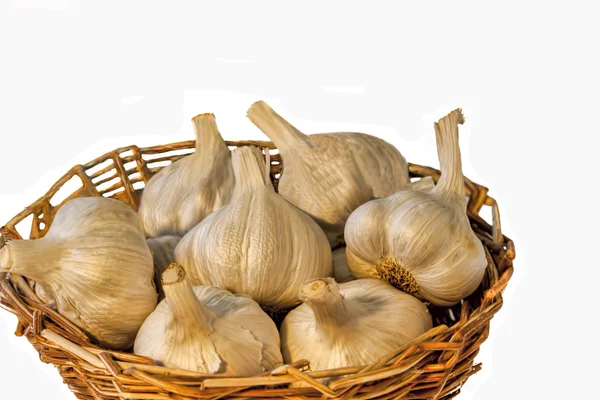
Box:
[0,139,514,400]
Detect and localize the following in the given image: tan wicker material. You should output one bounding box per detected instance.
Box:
[0,139,515,400]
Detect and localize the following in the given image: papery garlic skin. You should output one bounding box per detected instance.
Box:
[0,197,157,349]
[247,101,409,247]
[332,248,354,283]
[33,281,55,308]
[147,235,181,301]
[280,278,432,371]
[26,273,55,306]
[176,146,333,308]
[138,113,235,238]
[134,263,282,375]
[345,109,487,306]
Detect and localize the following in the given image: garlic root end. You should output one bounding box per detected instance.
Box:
[375,257,420,295]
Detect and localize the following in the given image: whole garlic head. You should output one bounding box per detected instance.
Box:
[247,101,409,247]
[175,146,333,308]
[280,278,432,371]
[138,113,235,238]
[0,197,157,349]
[344,109,487,306]
[134,263,283,375]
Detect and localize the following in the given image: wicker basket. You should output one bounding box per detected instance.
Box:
[0,139,515,400]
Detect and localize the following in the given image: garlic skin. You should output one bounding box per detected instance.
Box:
[345,109,487,306]
[147,235,181,301]
[134,263,283,375]
[33,281,55,307]
[0,197,157,349]
[280,278,432,371]
[332,248,354,283]
[138,113,235,238]
[175,146,333,308]
[247,101,409,247]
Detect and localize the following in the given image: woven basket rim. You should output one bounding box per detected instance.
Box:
[0,139,515,400]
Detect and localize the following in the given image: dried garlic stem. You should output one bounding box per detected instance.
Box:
[434,108,465,198]
[300,278,353,329]
[247,101,312,150]
[161,263,215,335]
[191,113,230,158]
[0,239,57,283]
[232,146,273,193]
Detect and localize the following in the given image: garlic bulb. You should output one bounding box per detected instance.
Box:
[280,278,432,371]
[247,101,409,247]
[147,235,181,300]
[332,248,354,283]
[175,145,332,308]
[134,263,283,375]
[344,109,487,306]
[0,197,157,349]
[139,113,235,238]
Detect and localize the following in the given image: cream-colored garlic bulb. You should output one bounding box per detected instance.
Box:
[247,101,409,247]
[147,235,181,300]
[0,197,157,349]
[280,278,432,371]
[344,109,487,306]
[134,263,283,375]
[139,113,235,238]
[332,248,354,283]
[175,146,332,308]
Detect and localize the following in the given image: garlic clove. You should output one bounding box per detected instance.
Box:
[280,278,432,373]
[0,197,157,349]
[344,109,487,306]
[134,265,221,373]
[134,263,283,375]
[175,146,333,308]
[247,101,409,247]
[138,113,235,238]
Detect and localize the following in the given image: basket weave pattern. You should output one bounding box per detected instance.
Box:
[0,140,515,400]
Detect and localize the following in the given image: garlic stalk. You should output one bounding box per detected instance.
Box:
[280,278,432,371]
[147,235,181,300]
[0,197,157,349]
[175,146,332,308]
[344,109,487,306]
[134,263,283,375]
[138,113,235,238]
[247,101,409,247]
[332,248,354,283]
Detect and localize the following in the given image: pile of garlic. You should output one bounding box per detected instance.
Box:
[0,104,488,378]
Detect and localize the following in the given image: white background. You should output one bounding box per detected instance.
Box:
[0,1,597,399]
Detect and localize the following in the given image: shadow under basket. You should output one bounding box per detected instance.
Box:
[0,139,515,400]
